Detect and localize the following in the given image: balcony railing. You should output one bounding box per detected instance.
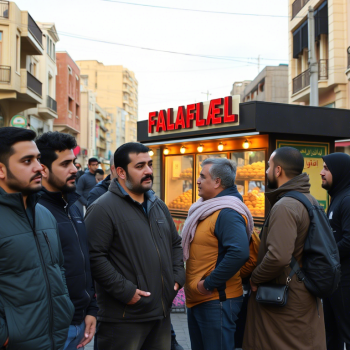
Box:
[292,0,309,19]
[0,1,9,19]
[293,60,328,94]
[0,65,10,83]
[47,95,57,112]
[28,13,42,46]
[318,59,328,80]
[27,71,42,96]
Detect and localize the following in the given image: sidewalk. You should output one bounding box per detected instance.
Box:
[85,312,191,350]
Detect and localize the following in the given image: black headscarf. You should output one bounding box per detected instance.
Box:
[322,153,350,197]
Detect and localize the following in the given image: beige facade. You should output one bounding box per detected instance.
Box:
[22,23,59,134]
[0,1,44,127]
[76,60,138,151]
[230,80,251,97]
[239,65,289,103]
[289,0,348,108]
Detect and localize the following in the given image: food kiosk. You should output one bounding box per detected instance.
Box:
[137,98,350,231]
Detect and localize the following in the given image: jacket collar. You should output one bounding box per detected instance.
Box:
[109,178,156,204]
[215,184,243,202]
[0,186,40,215]
[265,173,311,207]
[97,174,111,190]
[39,187,80,208]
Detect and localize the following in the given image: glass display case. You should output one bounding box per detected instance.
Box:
[231,150,266,218]
[165,155,193,211]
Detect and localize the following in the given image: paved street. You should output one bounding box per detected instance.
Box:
[85,312,191,350]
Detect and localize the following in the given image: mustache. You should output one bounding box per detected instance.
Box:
[141,175,153,183]
[66,175,77,182]
[30,172,42,182]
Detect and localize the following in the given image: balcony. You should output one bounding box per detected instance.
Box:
[21,12,43,55]
[0,65,10,83]
[0,1,9,19]
[38,95,57,119]
[292,0,309,19]
[27,71,42,96]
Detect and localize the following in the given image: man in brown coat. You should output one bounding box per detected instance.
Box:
[243,147,326,350]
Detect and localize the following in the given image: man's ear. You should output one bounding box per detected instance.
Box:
[116,166,126,180]
[0,162,6,180]
[214,177,221,189]
[275,165,282,178]
[41,164,49,179]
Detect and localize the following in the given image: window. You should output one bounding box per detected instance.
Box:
[47,36,50,54]
[16,34,19,72]
[68,66,72,75]
[53,43,55,60]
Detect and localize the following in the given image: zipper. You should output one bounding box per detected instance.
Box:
[146,204,166,317]
[21,198,54,350]
[43,231,54,263]
[63,200,91,302]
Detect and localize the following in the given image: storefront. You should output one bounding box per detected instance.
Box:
[137,99,350,229]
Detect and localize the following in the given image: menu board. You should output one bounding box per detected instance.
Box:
[276,140,329,210]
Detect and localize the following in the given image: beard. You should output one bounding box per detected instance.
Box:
[321,181,332,191]
[48,172,77,193]
[267,173,278,189]
[125,172,153,194]
[6,168,42,195]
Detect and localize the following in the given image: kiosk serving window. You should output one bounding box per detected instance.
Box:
[232,150,266,218]
[165,155,193,211]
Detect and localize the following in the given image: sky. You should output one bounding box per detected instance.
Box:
[16,0,289,120]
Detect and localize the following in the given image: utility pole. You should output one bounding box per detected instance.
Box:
[308,6,319,106]
[201,90,212,101]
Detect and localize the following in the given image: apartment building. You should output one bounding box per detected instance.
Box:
[54,52,80,137]
[76,60,138,150]
[22,23,59,134]
[0,1,44,127]
[230,80,251,97]
[239,65,289,103]
[289,0,348,107]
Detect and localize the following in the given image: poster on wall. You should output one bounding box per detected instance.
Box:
[277,140,329,210]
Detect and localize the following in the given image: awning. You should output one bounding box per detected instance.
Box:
[335,141,350,147]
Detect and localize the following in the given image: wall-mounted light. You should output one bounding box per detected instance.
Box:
[180,146,186,154]
[163,147,169,155]
[218,142,224,151]
[197,144,204,153]
[148,149,154,157]
[243,139,250,149]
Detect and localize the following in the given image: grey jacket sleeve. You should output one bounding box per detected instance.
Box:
[85,203,137,304]
[76,176,87,206]
[159,201,186,288]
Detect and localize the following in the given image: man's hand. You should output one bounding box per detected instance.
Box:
[127,289,151,305]
[77,315,96,349]
[197,280,212,296]
[174,282,180,291]
[250,279,258,292]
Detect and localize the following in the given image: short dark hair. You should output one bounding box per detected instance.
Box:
[35,131,77,170]
[0,127,36,166]
[95,169,104,176]
[273,147,304,178]
[114,142,149,172]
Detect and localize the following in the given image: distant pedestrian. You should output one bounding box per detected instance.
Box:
[76,157,100,215]
[87,157,116,208]
[183,158,252,350]
[36,132,98,350]
[94,169,104,183]
[243,147,326,350]
[75,162,84,182]
[321,153,350,350]
[85,142,185,350]
[0,127,74,350]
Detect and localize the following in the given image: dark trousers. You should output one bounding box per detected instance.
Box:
[97,317,171,350]
[324,284,350,350]
[187,296,243,350]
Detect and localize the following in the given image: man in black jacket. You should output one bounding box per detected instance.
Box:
[321,153,350,350]
[0,127,74,350]
[85,142,185,350]
[36,132,98,350]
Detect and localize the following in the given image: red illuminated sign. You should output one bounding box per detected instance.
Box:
[148,96,238,134]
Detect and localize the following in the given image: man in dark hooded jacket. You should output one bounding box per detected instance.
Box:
[321,153,350,350]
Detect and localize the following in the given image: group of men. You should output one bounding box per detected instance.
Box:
[0,126,349,350]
